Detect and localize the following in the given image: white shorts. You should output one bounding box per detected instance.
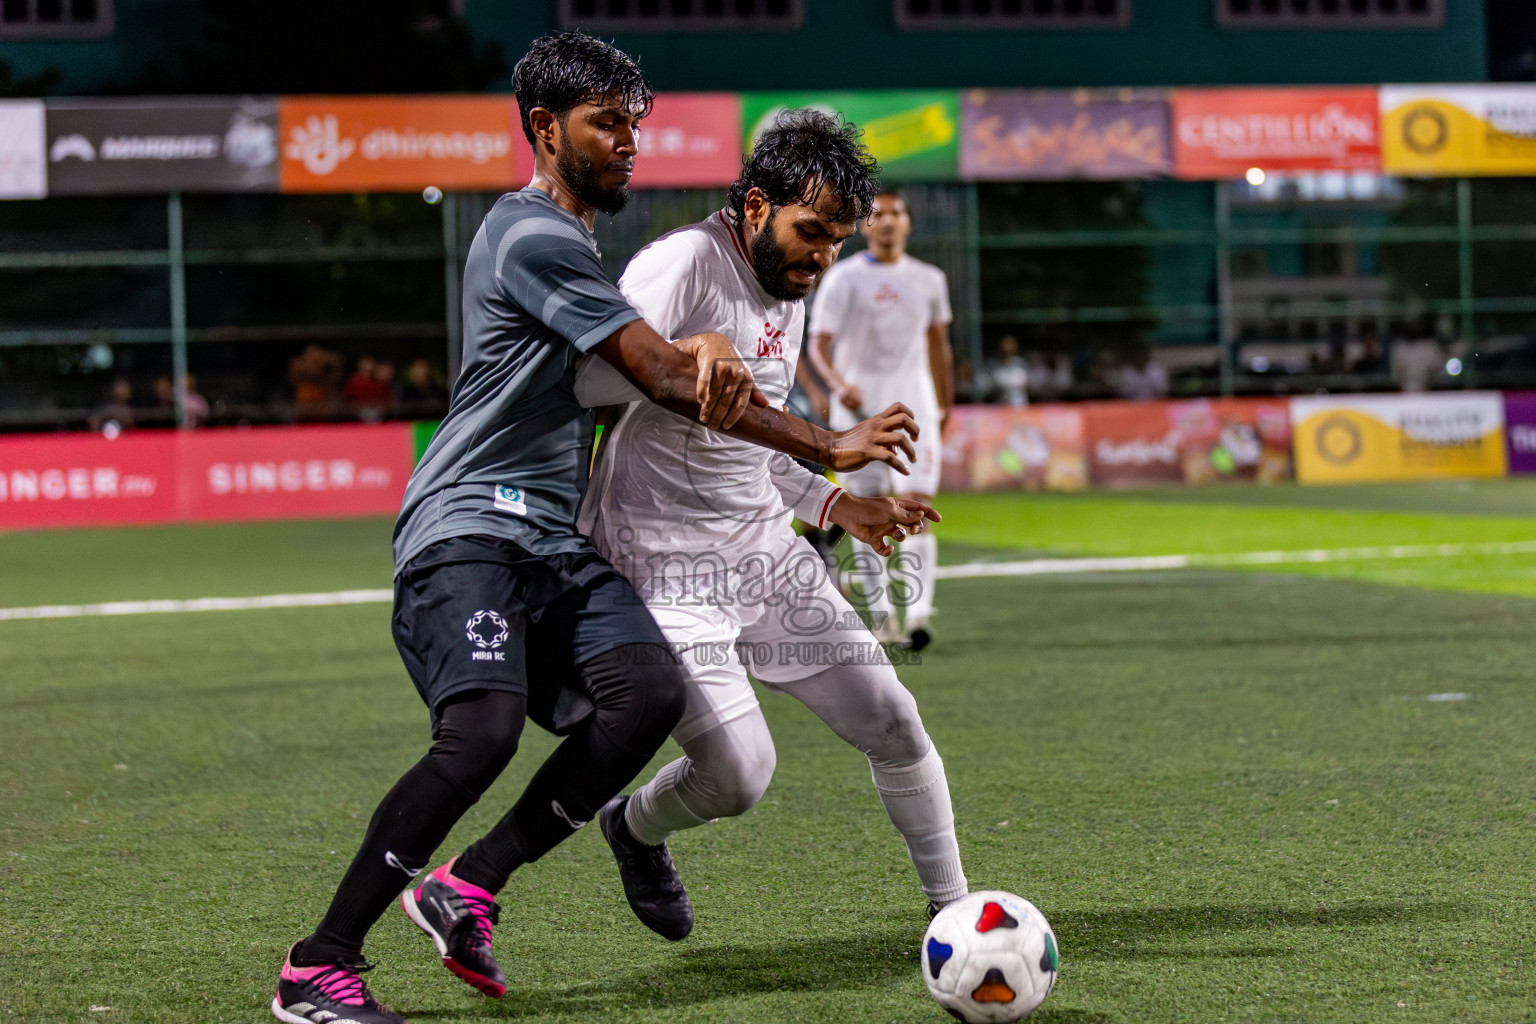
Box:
[640,534,892,743]
[830,399,942,497]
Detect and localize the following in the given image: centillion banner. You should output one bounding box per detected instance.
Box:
[1380,85,1536,176]
[1290,392,1507,485]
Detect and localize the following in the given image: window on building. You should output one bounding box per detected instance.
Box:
[0,0,112,38]
[1216,0,1443,29]
[895,0,1129,30]
[557,0,803,32]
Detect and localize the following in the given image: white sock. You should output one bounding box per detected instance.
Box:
[848,539,898,639]
[896,531,937,628]
[870,744,968,905]
[624,757,712,847]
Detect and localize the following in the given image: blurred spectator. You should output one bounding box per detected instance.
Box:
[1392,336,1446,393]
[345,355,396,422]
[1351,323,1386,376]
[1049,353,1076,398]
[89,377,136,435]
[988,335,1029,406]
[1026,352,1053,399]
[154,374,211,428]
[398,358,447,412]
[289,343,344,420]
[1026,350,1076,402]
[1323,321,1350,373]
[1117,348,1169,401]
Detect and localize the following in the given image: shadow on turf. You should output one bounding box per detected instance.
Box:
[401,920,935,1020]
[391,901,1459,1021]
[1052,898,1464,962]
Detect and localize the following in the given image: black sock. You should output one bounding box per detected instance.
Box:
[455,644,685,894]
[298,690,527,964]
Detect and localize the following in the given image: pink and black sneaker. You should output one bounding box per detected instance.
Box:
[400,857,507,998]
[271,942,407,1024]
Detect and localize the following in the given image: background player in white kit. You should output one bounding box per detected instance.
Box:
[575,111,968,939]
[809,191,955,650]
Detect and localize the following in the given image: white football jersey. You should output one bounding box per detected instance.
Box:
[577,211,839,581]
[808,251,952,416]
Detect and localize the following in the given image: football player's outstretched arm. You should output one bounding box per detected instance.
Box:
[592,319,920,473]
[768,459,940,557]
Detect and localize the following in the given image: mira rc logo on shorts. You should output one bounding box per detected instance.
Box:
[465,610,509,660]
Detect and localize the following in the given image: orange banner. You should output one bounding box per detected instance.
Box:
[1082,398,1293,488]
[279,96,518,193]
[939,406,1088,492]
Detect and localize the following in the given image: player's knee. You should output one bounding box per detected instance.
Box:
[632,657,688,739]
[707,742,775,818]
[589,643,687,745]
[428,705,523,796]
[864,685,929,768]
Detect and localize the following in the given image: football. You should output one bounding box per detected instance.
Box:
[921,891,1059,1023]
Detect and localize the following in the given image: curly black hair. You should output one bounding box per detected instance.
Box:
[727,108,881,225]
[510,32,654,146]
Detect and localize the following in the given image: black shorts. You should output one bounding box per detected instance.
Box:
[392,535,669,730]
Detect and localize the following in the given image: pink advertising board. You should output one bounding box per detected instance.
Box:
[0,424,414,531]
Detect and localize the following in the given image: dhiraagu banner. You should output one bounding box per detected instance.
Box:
[1381,85,1536,177]
[1290,392,1507,485]
[742,91,960,181]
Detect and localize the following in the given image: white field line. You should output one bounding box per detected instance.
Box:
[2,538,1535,621]
[0,589,393,622]
[933,539,1536,580]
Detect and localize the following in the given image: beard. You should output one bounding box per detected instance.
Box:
[749,209,818,301]
[557,138,631,216]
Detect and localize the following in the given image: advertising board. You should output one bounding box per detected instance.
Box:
[939,405,1088,492]
[0,432,178,529]
[1501,391,1536,475]
[1290,392,1507,484]
[178,425,414,522]
[1380,85,1536,177]
[44,98,279,195]
[630,93,741,188]
[960,89,1171,180]
[1172,88,1380,178]
[279,96,517,193]
[0,99,47,199]
[742,91,960,181]
[0,425,413,531]
[1081,399,1293,488]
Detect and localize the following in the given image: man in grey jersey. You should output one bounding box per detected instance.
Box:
[271,33,926,1024]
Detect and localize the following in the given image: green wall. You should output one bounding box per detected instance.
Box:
[486,0,1489,91]
[1,0,1488,97]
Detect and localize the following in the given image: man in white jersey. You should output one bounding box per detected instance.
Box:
[808,190,955,651]
[574,111,968,940]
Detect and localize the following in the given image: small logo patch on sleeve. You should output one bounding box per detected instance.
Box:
[493,485,527,516]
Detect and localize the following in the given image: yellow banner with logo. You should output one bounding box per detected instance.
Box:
[1291,393,1507,484]
[1381,85,1536,176]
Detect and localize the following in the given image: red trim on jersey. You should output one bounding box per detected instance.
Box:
[717,210,753,272]
[818,487,843,529]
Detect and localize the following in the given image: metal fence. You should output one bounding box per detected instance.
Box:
[4,177,1536,431]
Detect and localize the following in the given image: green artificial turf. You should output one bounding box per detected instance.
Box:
[3,485,1536,1022]
[933,480,1536,598]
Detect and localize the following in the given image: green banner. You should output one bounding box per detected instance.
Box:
[412,420,439,462]
[741,90,960,182]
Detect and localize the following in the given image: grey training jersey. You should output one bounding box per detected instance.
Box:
[392,188,642,572]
